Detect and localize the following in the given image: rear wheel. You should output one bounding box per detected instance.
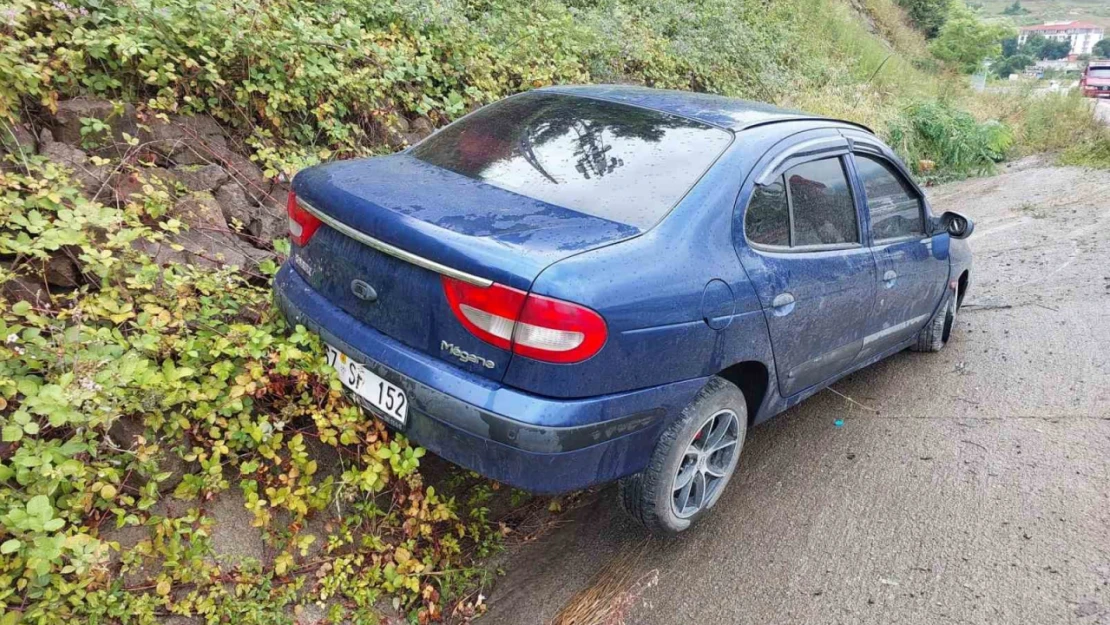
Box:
[911,287,957,353]
[619,376,747,534]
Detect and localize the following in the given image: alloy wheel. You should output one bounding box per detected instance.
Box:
[671,409,740,519]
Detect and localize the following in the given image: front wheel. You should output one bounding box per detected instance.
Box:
[911,287,957,353]
[619,377,747,534]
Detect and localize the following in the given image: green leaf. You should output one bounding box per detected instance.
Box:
[10,301,31,316]
[26,494,53,520]
[0,539,20,554]
[1,426,22,442]
[42,518,65,532]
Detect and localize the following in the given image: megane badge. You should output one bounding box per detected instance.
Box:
[350,279,378,302]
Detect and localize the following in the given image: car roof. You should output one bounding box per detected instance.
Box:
[540,84,873,133]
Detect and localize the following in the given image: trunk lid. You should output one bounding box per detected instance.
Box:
[290,154,640,382]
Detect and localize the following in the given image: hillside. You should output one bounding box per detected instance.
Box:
[978,0,1110,28]
[1,1,1109,624]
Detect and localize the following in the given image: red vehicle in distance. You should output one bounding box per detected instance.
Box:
[1081,60,1110,98]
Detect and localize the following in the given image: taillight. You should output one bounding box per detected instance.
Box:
[442,276,607,363]
[442,277,528,350]
[287,191,322,246]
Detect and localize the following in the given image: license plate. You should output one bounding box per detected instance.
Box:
[325,345,408,425]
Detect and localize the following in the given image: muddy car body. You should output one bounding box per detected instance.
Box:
[275,86,974,532]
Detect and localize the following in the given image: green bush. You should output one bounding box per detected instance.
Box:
[0,0,958,174]
[0,154,503,623]
[1015,92,1105,154]
[896,0,952,37]
[1060,133,1110,169]
[888,99,1013,179]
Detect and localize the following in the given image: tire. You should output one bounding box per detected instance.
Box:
[911,287,957,353]
[619,376,748,534]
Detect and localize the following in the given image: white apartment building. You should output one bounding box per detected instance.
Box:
[1018,21,1104,57]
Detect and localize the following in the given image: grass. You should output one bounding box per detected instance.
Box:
[975,0,1110,27]
[1059,131,1110,167]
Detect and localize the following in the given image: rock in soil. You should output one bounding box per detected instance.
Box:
[112,166,182,205]
[205,490,266,566]
[51,98,139,150]
[175,163,229,192]
[45,251,82,288]
[0,120,36,162]
[144,114,228,166]
[0,263,50,307]
[214,183,255,229]
[40,141,111,198]
[171,192,231,232]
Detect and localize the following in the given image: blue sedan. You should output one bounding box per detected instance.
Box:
[274,85,973,533]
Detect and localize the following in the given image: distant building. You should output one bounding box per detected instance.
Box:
[1018,21,1104,57]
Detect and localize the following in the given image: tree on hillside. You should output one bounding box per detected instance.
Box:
[994,53,1034,77]
[930,7,1012,72]
[1020,34,1048,59]
[1001,1,1029,15]
[1019,34,1071,60]
[1040,39,1071,60]
[1001,37,1019,57]
[897,0,953,38]
[1094,39,1110,58]
[1020,35,1072,60]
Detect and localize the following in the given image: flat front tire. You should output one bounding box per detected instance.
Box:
[619,376,748,534]
[911,287,957,353]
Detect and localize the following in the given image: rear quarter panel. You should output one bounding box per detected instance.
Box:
[501,143,776,400]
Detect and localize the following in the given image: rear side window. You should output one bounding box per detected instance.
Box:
[745,177,790,247]
[411,92,732,229]
[745,156,859,248]
[786,157,859,246]
[855,154,924,241]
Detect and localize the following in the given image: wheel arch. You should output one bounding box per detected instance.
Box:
[717,360,770,427]
[957,270,970,309]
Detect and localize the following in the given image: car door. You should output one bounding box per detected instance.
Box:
[846,140,949,361]
[736,132,878,398]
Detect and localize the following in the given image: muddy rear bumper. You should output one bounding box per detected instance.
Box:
[273,263,703,493]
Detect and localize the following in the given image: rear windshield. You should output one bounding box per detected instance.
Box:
[1089,68,1110,78]
[411,92,732,229]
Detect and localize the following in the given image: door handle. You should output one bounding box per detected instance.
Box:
[771,292,796,316]
[882,270,897,288]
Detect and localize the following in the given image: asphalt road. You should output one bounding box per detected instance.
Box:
[482,158,1110,625]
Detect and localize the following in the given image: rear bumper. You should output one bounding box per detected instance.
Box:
[273,263,704,494]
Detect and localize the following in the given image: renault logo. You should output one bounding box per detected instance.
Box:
[350,279,378,302]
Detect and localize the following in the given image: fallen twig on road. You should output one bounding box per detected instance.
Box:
[961,303,1014,312]
[826,386,880,413]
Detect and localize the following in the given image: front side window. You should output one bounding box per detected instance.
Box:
[786,157,859,246]
[855,154,924,241]
[744,155,860,249]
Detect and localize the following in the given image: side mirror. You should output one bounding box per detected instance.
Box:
[937,211,974,239]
